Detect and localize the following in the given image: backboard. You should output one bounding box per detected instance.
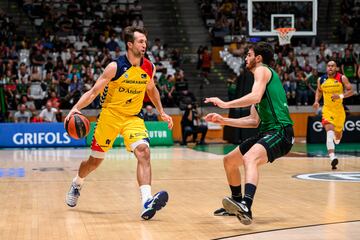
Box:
[248,0,317,36]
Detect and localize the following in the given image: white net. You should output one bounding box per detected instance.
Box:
[276,28,296,45]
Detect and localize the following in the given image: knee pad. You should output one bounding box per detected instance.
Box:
[326,130,335,150]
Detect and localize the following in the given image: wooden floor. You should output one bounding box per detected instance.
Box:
[0,146,359,240]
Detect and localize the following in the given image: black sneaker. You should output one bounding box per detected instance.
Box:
[214,207,235,216]
[331,158,338,170]
[222,197,252,225]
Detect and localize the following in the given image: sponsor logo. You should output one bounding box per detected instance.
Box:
[12,132,71,145]
[148,131,167,138]
[118,87,142,94]
[312,120,360,132]
[294,172,360,182]
[123,79,147,84]
[129,132,148,139]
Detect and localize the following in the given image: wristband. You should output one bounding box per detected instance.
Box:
[339,94,344,99]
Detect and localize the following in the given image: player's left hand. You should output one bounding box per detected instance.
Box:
[204,97,227,108]
[160,112,173,129]
[331,94,340,101]
[204,113,224,125]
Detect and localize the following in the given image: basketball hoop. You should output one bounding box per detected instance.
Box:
[275,28,296,46]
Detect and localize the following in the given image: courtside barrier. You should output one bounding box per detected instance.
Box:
[0,123,86,147]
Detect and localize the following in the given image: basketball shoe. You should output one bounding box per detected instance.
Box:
[141,191,168,220]
[66,182,82,207]
[214,207,235,216]
[222,197,252,225]
[331,158,338,170]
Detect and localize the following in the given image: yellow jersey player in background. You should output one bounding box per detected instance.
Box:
[313,61,353,170]
[65,26,173,220]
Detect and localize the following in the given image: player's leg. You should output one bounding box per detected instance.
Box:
[324,123,338,170]
[66,113,118,207]
[215,136,258,217]
[123,116,168,220]
[222,125,294,225]
[222,144,267,225]
[214,147,245,216]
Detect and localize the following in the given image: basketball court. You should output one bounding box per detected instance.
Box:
[0,143,359,240]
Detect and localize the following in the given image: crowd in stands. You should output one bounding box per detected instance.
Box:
[200,0,360,105]
[339,0,360,43]
[199,0,247,46]
[0,0,199,123]
[224,39,360,106]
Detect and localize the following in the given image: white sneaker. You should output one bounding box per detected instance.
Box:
[141,191,168,220]
[66,182,82,207]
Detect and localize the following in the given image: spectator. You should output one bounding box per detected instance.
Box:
[180,103,208,145]
[143,105,158,121]
[226,73,238,101]
[39,101,57,122]
[14,104,31,123]
[200,46,212,85]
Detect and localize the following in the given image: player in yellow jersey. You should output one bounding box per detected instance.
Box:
[65,26,173,220]
[313,61,353,170]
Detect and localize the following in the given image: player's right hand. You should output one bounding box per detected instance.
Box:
[204,113,224,125]
[312,102,319,110]
[64,108,81,123]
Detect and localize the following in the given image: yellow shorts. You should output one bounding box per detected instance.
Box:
[91,109,149,156]
[322,106,345,132]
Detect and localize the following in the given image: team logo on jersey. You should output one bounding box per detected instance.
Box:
[141,74,147,79]
[293,172,360,182]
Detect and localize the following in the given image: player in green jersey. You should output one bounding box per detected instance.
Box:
[205,42,294,225]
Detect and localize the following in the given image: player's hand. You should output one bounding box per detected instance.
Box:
[312,102,320,110]
[204,97,227,108]
[160,112,173,129]
[65,108,81,123]
[204,113,224,125]
[331,94,340,101]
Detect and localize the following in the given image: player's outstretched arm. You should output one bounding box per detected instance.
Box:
[65,62,116,121]
[146,68,173,129]
[204,105,259,128]
[204,67,268,109]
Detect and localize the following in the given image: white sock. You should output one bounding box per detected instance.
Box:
[326,130,335,151]
[73,174,84,186]
[140,185,152,205]
[329,152,336,161]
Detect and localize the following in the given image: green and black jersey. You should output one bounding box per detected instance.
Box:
[256,66,293,133]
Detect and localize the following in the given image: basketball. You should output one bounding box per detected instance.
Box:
[64,113,90,139]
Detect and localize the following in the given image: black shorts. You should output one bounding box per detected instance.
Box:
[239,125,294,163]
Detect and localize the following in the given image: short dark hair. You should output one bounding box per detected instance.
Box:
[123,26,147,50]
[250,42,274,65]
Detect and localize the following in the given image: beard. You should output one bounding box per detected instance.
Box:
[246,59,256,70]
[132,48,143,58]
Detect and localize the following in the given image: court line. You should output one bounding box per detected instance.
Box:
[212,219,360,240]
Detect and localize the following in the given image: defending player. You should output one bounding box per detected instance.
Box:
[313,60,353,170]
[204,42,294,225]
[65,26,173,220]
